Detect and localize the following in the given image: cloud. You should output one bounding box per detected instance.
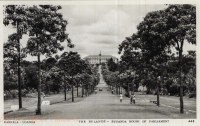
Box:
[3,25,16,42]
[60,5,114,26]
[3,4,196,61]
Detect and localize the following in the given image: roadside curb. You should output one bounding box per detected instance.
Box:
[4,110,13,114]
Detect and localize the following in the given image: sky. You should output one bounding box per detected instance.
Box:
[3,4,196,61]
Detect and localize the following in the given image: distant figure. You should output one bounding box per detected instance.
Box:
[120,94,123,102]
[133,95,136,104]
[95,89,97,94]
[130,95,133,104]
[112,89,114,94]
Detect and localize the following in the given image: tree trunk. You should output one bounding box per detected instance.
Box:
[156,71,160,106]
[161,73,164,95]
[83,88,85,95]
[64,75,66,101]
[77,85,78,97]
[127,81,130,98]
[115,84,117,94]
[89,85,91,94]
[87,85,89,96]
[17,22,22,109]
[179,50,184,113]
[72,76,74,102]
[133,79,135,95]
[36,53,41,115]
[88,85,90,95]
[90,85,92,94]
[82,85,84,97]
[47,77,50,95]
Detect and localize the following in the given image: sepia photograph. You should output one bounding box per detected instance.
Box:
[1,0,198,125]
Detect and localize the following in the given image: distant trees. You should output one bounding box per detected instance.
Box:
[107,58,118,72]
[58,51,88,102]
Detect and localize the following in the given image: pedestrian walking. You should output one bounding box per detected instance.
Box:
[112,89,114,94]
[120,94,123,102]
[130,95,133,104]
[133,95,136,104]
[95,89,97,94]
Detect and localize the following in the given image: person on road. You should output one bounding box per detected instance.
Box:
[120,94,123,102]
[95,89,97,94]
[112,89,114,94]
[133,95,136,104]
[130,95,133,104]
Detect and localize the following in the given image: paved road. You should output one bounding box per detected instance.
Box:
[4,66,196,119]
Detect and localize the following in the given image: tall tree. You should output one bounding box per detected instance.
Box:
[3,5,28,108]
[24,5,73,115]
[137,4,196,113]
[163,4,195,113]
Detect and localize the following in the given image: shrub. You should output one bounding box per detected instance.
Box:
[169,84,179,96]
[10,90,18,99]
[28,88,37,93]
[189,91,196,98]
[4,88,32,99]
[4,90,12,99]
[21,89,28,97]
[160,88,168,95]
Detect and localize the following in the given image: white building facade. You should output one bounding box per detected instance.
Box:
[83,54,118,64]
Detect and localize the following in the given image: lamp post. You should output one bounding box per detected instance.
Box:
[64,74,67,100]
